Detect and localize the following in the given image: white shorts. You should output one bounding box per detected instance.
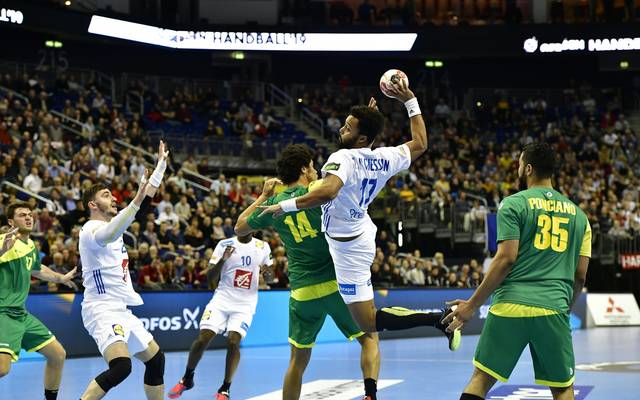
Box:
[326,225,377,304]
[82,301,154,356]
[199,300,254,338]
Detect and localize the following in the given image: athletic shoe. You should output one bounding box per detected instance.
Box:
[168,379,193,399]
[435,305,462,351]
[215,391,230,400]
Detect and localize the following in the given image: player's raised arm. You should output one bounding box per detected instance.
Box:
[385,79,428,161]
[235,177,282,236]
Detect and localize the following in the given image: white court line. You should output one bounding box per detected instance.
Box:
[246,379,403,400]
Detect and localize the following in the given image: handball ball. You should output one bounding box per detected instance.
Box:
[379,69,409,98]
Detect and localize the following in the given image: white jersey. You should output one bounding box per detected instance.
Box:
[209,237,272,313]
[79,219,143,306]
[320,144,411,237]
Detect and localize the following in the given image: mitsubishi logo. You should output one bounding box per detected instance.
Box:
[606,297,624,313]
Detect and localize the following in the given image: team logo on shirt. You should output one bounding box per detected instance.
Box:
[323,163,341,171]
[339,283,356,296]
[201,310,211,321]
[234,269,253,290]
[255,241,264,249]
[112,324,125,337]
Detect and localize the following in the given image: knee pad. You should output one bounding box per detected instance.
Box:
[95,357,132,393]
[144,350,165,386]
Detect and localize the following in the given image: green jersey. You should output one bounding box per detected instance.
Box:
[493,187,591,313]
[247,183,336,290]
[0,233,41,315]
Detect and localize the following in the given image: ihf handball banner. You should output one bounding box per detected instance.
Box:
[24,289,586,358]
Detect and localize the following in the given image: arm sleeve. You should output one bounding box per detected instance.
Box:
[93,203,140,247]
[321,150,350,184]
[247,196,275,230]
[580,221,592,258]
[376,144,412,175]
[496,196,521,242]
[209,241,226,265]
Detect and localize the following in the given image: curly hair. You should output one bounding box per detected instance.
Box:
[350,105,385,143]
[277,144,314,185]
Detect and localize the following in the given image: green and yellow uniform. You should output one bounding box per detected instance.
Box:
[0,233,55,361]
[248,181,363,348]
[474,188,591,387]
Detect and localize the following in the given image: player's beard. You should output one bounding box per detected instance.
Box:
[518,173,528,191]
[337,134,358,149]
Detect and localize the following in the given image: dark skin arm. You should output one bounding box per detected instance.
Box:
[571,256,589,309]
[442,239,519,332]
[257,174,343,218]
[203,246,235,284]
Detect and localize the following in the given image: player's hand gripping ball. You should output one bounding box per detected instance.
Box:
[379,69,409,99]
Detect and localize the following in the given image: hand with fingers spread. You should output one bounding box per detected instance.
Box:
[257,203,285,219]
[149,140,170,189]
[385,77,416,103]
[442,299,476,332]
[260,178,282,199]
[1,227,19,256]
[60,267,79,290]
[157,140,170,163]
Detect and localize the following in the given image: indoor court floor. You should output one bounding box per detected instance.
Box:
[1,327,638,399]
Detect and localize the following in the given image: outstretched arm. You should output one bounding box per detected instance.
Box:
[32,266,78,290]
[258,174,343,218]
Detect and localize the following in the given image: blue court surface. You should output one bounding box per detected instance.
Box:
[1,327,638,399]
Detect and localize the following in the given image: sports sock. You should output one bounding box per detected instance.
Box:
[375,307,442,331]
[460,393,484,400]
[44,389,58,400]
[182,367,195,385]
[364,378,377,399]
[218,381,231,393]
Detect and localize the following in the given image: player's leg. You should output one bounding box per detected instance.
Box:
[37,340,66,400]
[168,329,217,398]
[459,311,528,398]
[550,386,575,400]
[459,367,497,399]
[0,354,11,379]
[355,333,380,400]
[217,311,252,398]
[283,295,326,400]
[169,303,225,398]
[81,341,131,400]
[283,346,312,400]
[134,340,165,400]
[324,290,380,399]
[0,312,24,378]
[21,313,64,400]
[217,331,242,398]
[529,313,576,400]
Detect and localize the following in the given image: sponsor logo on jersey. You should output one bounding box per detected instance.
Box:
[339,283,356,295]
[256,241,265,249]
[201,309,211,321]
[139,307,201,332]
[112,324,125,337]
[234,269,253,289]
[349,209,364,219]
[487,385,593,399]
[323,162,341,171]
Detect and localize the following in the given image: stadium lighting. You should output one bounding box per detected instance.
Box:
[64,0,71,6]
[425,60,444,68]
[620,61,629,69]
[476,101,482,107]
[231,51,245,60]
[45,40,63,48]
[297,98,303,103]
